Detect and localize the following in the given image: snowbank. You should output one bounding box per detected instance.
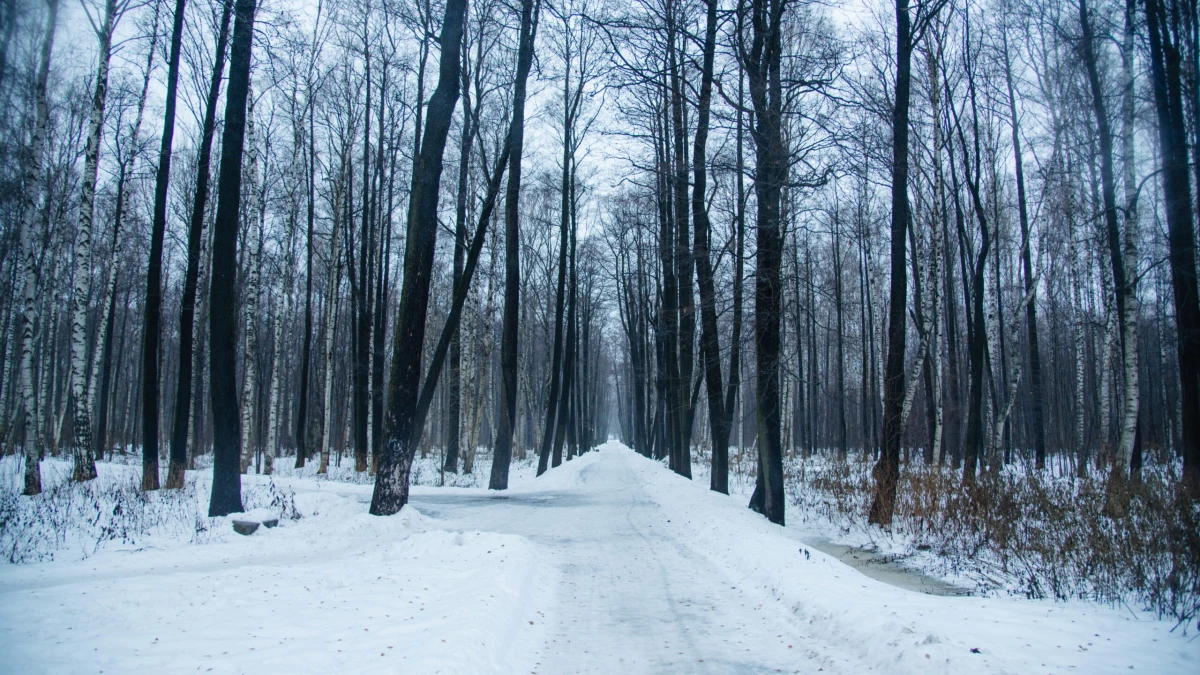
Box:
[615,442,1199,675]
[0,461,550,674]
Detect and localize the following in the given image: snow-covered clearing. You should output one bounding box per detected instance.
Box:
[1,442,1195,674]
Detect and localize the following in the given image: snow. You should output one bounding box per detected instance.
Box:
[0,463,551,674]
[623,445,1199,674]
[1,442,1194,673]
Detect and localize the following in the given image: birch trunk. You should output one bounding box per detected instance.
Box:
[1071,227,1088,476]
[17,0,59,495]
[263,288,286,475]
[240,91,261,473]
[70,0,118,482]
[1116,0,1139,480]
[1100,281,1116,453]
[317,180,345,474]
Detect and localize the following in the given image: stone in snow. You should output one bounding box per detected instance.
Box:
[232,520,260,536]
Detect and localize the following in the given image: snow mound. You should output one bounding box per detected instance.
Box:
[620,445,1199,675]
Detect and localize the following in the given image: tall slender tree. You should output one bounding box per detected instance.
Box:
[168,0,232,489]
[209,0,258,517]
[69,0,122,483]
[17,0,59,496]
[490,0,540,490]
[142,0,192,491]
[370,0,469,515]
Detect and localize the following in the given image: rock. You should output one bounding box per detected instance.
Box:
[232,520,260,536]
[261,518,279,529]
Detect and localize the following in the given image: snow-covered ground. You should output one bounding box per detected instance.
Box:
[1,442,1195,673]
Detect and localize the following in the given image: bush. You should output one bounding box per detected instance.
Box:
[780,452,1200,623]
[0,455,301,564]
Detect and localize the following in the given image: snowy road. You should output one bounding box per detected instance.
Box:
[411,449,842,674]
[2,443,1193,674]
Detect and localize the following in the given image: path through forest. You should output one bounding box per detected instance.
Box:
[2,443,1193,674]
[410,449,849,674]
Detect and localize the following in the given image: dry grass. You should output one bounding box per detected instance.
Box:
[776,451,1200,623]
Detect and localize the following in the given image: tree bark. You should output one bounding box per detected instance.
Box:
[869,0,911,527]
[1118,0,1140,479]
[16,0,58,495]
[239,93,262,474]
[169,0,231,488]
[744,0,787,525]
[369,0,468,515]
[208,0,257,517]
[1145,0,1200,493]
[142,0,192,491]
[491,0,539,490]
[692,0,727,493]
[69,0,118,483]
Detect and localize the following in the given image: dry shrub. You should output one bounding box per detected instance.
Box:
[783,453,1200,623]
[0,455,299,564]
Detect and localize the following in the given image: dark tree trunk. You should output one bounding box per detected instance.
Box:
[553,193,578,469]
[354,49,373,474]
[537,21,572,476]
[950,31,992,485]
[444,31,476,475]
[869,0,911,526]
[295,79,317,469]
[722,52,746,475]
[143,0,192,492]
[168,0,231,489]
[371,66,392,473]
[1145,0,1200,492]
[408,144,510,450]
[369,0,468,515]
[668,0,693,479]
[208,0,256,517]
[692,0,727,493]
[491,0,539,490]
[744,0,787,525]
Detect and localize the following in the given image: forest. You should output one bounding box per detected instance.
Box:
[1,0,1200,657]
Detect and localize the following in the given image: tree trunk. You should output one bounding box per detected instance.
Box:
[69,0,118,483]
[869,0,911,527]
[1002,30,1047,471]
[537,17,572,477]
[1145,0,1200,493]
[369,0,468,515]
[1118,0,1140,480]
[318,170,346,474]
[169,0,231,488]
[142,0,192,491]
[692,0,726,493]
[1079,0,1136,513]
[491,0,539,491]
[240,93,262,474]
[443,25,477,475]
[668,0,693,479]
[721,50,746,481]
[208,0,257,517]
[17,0,58,495]
[745,0,787,525]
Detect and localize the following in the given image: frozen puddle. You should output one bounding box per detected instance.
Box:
[801,540,971,596]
